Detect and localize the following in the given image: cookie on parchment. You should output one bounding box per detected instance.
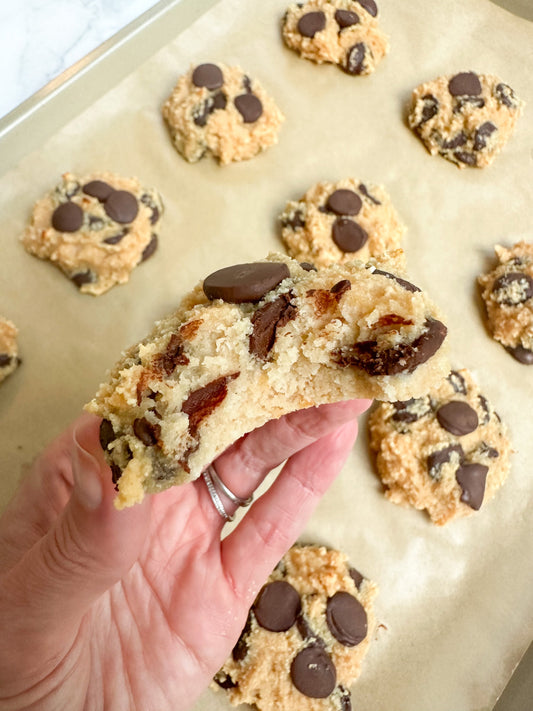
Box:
[408,71,524,168]
[369,368,512,525]
[279,178,405,267]
[478,241,533,364]
[282,0,388,76]
[214,544,377,711]
[162,63,284,164]
[21,172,163,296]
[0,318,21,386]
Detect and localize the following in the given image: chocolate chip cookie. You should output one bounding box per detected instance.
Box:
[369,368,512,525]
[408,71,524,168]
[0,317,20,386]
[86,253,448,509]
[279,178,405,267]
[478,241,533,364]
[214,544,377,711]
[162,63,284,164]
[20,172,163,295]
[282,0,389,76]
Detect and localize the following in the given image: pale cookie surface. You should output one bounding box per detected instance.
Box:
[478,241,533,364]
[0,318,20,385]
[408,71,524,168]
[21,172,163,295]
[282,0,388,76]
[279,178,405,267]
[369,368,512,525]
[87,253,448,509]
[162,63,284,164]
[214,544,377,711]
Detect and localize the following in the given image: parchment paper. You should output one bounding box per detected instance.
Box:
[1,1,532,709]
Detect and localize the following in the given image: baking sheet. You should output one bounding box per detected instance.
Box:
[1,1,532,709]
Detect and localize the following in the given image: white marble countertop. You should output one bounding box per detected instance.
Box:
[1,0,160,120]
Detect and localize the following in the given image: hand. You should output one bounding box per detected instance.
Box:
[0,399,370,711]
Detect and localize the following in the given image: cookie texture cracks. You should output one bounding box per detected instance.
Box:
[86,253,449,508]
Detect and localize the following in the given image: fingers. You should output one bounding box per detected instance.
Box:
[220,419,359,603]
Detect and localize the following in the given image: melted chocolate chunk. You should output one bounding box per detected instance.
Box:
[340,687,352,711]
[290,644,336,698]
[249,293,297,360]
[203,262,290,303]
[478,441,499,458]
[344,43,366,75]
[335,9,360,27]
[298,11,326,37]
[103,228,128,245]
[392,397,432,424]
[436,401,478,436]
[194,91,227,126]
[154,333,188,376]
[474,122,497,151]
[418,94,439,125]
[133,417,161,446]
[140,234,158,262]
[282,210,305,230]
[478,395,491,425]
[330,279,351,299]
[104,190,139,224]
[456,462,488,510]
[326,189,362,216]
[427,444,465,480]
[296,613,315,640]
[52,202,84,232]
[0,354,12,368]
[492,272,533,305]
[110,462,122,489]
[71,270,95,287]
[82,180,114,202]
[300,262,317,271]
[88,215,105,231]
[326,591,367,646]
[371,268,421,293]
[454,150,477,166]
[334,317,447,375]
[140,194,161,225]
[234,93,263,123]
[99,418,116,451]
[441,132,467,150]
[448,72,482,96]
[349,567,364,589]
[232,615,252,662]
[214,674,237,690]
[182,373,239,436]
[358,183,381,205]
[453,96,485,112]
[495,82,519,109]
[507,344,533,364]
[254,581,301,632]
[447,370,467,395]
[357,0,378,16]
[332,218,368,252]
[192,63,224,90]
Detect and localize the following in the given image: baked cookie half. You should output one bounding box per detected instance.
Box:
[86,253,448,509]
[214,544,377,711]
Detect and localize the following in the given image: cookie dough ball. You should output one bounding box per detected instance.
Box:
[282,0,389,75]
[408,71,524,168]
[478,241,533,364]
[21,172,163,296]
[279,178,405,267]
[369,368,512,525]
[162,63,284,164]
[214,544,377,711]
[0,318,20,385]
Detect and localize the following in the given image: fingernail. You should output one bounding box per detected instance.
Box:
[72,427,103,510]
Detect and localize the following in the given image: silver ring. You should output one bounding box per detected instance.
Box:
[202,464,254,523]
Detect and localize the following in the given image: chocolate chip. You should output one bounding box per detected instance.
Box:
[290,644,336,698]
[82,180,114,202]
[140,193,162,225]
[0,354,12,368]
[249,293,297,360]
[478,395,491,425]
[427,444,465,480]
[330,279,351,298]
[296,613,315,640]
[478,441,499,458]
[214,674,236,689]
[52,202,84,232]
[418,94,439,125]
[357,0,378,16]
[71,270,95,287]
[371,268,421,293]
[203,262,290,303]
[281,210,305,230]
[447,370,467,394]
[133,418,160,446]
[104,190,139,224]
[333,317,447,376]
[88,215,105,231]
[441,132,467,150]
[392,397,432,423]
[194,91,227,126]
[448,72,482,96]
[103,228,128,245]
[254,580,301,632]
[340,687,353,711]
[454,151,477,166]
[234,93,263,123]
[232,615,252,661]
[332,218,368,252]
[192,63,223,90]
[141,234,158,262]
[99,419,116,451]
[344,43,366,75]
[335,9,359,28]
[474,122,497,151]
[456,463,488,510]
[300,262,317,271]
[242,75,252,93]
[153,333,188,376]
[326,591,367,647]
[492,272,533,305]
[182,373,239,436]
[110,462,122,489]
[358,183,381,205]
[297,11,326,37]
[326,189,362,216]
[507,344,533,364]
[495,82,519,109]
[436,401,478,436]
[349,567,364,590]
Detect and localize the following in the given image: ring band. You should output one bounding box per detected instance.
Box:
[202,464,254,522]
